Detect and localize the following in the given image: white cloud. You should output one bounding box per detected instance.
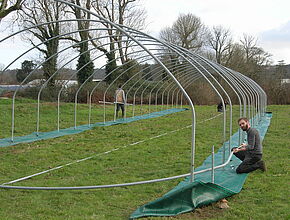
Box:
[260,21,290,42]
[143,0,290,35]
[143,0,290,64]
[259,21,290,64]
[1,0,290,66]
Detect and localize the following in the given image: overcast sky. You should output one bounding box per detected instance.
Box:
[0,0,289,69]
[143,0,290,64]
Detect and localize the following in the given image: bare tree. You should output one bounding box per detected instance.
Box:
[239,34,272,79]
[0,0,23,22]
[66,0,95,84]
[17,0,67,85]
[91,0,147,64]
[240,34,257,62]
[160,13,206,53]
[207,25,232,64]
[223,42,245,70]
[160,27,178,46]
[0,63,5,71]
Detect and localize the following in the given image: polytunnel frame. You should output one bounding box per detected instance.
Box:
[57,0,197,183]
[183,51,258,148]
[121,27,234,164]
[100,48,172,122]
[0,0,199,187]
[124,29,248,161]
[121,56,189,118]
[187,52,267,142]
[96,38,199,121]
[7,22,105,140]
[6,19,139,140]
[96,48,180,121]
[161,43,230,163]
[0,0,267,190]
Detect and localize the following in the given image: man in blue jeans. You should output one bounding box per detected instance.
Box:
[232,117,266,173]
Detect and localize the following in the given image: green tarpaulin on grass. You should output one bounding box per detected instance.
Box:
[130,113,272,219]
[0,108,187,147]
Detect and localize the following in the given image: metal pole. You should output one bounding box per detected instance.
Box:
[211,145,215,183]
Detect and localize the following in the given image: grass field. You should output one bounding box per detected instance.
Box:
[0,100,289,220]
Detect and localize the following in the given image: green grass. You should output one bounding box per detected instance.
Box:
[0,98,157,139]
[0,100,289,220]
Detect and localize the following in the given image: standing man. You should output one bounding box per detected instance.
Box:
[115,85,126,118]
[232,117,266,174]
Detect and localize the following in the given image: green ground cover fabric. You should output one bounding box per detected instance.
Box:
[0,108,187,147]
[130,113,272,219]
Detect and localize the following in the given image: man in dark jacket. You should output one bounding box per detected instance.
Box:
[232,117,266,173]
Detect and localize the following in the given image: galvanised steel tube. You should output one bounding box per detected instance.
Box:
[80,46,155,125]
[112,25,200,182]
[245,77,260,125]
[63,1,197,182]
[175,46,231,163]
[169,70,201,108]
[56,36,132,130]
[115,31,197,183]
[211,145,215,183]
[150,63,192,111]
[0,152,234,190]
[88,40,169,123]
[38,36,117,133]
[133,49,194,111]
[239,73,258,126]
[233,71,257,126]
[6,24,117,138]
[223,68,253,142]
[127,47,188,111]
[157,41,226,179]
[160,64,199,110]
[122,58,161,117]
[214,66,247,145]
[124,60,166,117]
[37,28,131,133]
[166,70,200,109]
[114,24,203,182]
[149,61,190,110]
[253,80,266,115]
[238,74,258,126]
[147,61,188,113]
[122,52,182,117]
[102,49,175,121]
[55,34,142,129]
[9,25,104,140]
[138,62,189,114]
[127,52,190,116]
[145,61,193,113]
[226,69,251,117]
[174,74,203,108]
[88,50,164,124]
[191,55,242,150]
[246,77,261,121]
[159,65,195,111]
[247,77,264,122]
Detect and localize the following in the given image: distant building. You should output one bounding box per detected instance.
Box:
[281,79,290,84]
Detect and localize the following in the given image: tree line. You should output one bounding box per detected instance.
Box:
[0,0,289,104]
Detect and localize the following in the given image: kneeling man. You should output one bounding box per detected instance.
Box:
[232,117,266,174]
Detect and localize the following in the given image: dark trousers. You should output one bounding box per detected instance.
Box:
[116,103,125,117]
[233,150,262,174]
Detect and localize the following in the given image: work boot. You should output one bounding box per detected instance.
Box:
[258,160,266,172]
